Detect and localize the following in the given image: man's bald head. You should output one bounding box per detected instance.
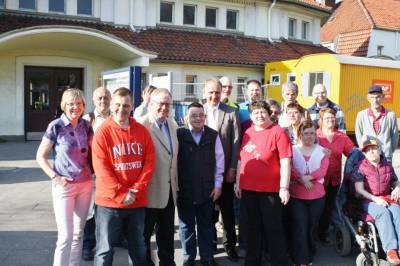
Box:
[219,76,233,102]
[93,87,111,115]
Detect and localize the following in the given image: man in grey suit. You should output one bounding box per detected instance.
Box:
[137,88,179,266]
[203,77,241,261]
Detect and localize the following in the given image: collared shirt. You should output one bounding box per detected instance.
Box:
[188,125,224,188]
[43,113,93,182]
[206,103,219,131]
[308,99,346,132]
[155,117,173,154]
[367,107,386,134]
[83,109,110,132]
[238,102,250,122]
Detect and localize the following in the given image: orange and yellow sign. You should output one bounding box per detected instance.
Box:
[372,79,394,103]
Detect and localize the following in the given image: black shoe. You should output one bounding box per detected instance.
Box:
[82,249,94,261]
[183,260,195,266]
[200,260,218,266]
[225,248,239,262]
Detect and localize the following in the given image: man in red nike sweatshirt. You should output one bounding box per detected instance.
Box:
[92,87,155,266]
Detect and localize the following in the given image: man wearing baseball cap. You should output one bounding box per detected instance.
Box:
[353,137,400,265]
[355,85,398,163]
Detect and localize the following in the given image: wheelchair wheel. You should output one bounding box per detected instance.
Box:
[356,252,379,266]
[334,224,352,256]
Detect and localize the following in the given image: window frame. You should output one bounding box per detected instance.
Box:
[185,75,197,101]
[49,0,65,13]
[77,0,93,16]
[301,21,310,40]
[236,77,247,103]
[270,74,281,86]
[183,4,196,26]
[19,0,37,10]
[0,0,5,8]
[226,9,238,30]
[160,1,174,24]
[205,7,218,28]
[288,18,297,39]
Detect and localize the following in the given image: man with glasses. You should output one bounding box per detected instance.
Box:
[220,76,239,109]
[238,80,263,123]
[308,83,346,132]
[203,78,241,261]
[177,102,224,266]
[355,85,398,163]
[137,88,179,266]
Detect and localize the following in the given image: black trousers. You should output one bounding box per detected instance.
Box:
[290,197,325,265]
[318,184,338,240]
[242,190,288,266]
[143,188,176,266]
[213,182,237,250]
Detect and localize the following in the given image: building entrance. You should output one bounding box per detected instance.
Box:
[24,66,83,140]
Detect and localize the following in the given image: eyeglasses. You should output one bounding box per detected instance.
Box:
[66,102,83,107]
[190,113,206,119]
[222,85,233,89]
[323,117,335,121]
[152,101,171,108]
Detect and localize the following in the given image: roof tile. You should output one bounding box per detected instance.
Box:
[0,12,332,66]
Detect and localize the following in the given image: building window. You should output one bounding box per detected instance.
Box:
[183,5,196,25]
[49,0,64,13]
[226,10,238,30]
[287,73,296,83]
[19,0,36,10]
[270,74,281,86]
[206,8,217,28]
[160,2,174,23]
[77,0,92,15]
[377,45,384,56]
[185,75,197,101]
[237,77,247,103]
[288,18,297,39]
[0,0,5,8]
[301,21,309,40]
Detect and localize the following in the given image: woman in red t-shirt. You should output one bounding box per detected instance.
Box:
[235,100,292,266]
[317,108,354,244]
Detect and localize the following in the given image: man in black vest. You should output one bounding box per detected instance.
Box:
[177,102,224,266]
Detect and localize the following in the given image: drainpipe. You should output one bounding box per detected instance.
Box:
[268,0,277,42]
[130,0,136,31]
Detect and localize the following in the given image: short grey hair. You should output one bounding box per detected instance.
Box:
[281,82,298,94]
[150,88,172,99]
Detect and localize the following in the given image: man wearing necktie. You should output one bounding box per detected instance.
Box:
[203,78,241,261]
[137,88,179,266]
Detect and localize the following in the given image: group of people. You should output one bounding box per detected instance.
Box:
[36,76,400,266]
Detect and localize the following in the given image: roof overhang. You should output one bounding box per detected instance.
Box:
[0,25,157,66]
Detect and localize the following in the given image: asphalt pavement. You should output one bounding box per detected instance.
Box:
[1,141,394,265]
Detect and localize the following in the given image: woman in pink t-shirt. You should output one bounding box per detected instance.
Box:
[290,121,329,266]
[317,108,354,244]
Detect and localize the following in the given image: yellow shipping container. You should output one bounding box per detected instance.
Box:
[265,53,400,133]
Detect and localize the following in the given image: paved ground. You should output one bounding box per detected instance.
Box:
[1,141,397,266]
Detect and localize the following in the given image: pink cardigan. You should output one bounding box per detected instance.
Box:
[290,154,329,200]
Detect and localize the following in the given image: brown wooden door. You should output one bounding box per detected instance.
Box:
[25,66,83,137]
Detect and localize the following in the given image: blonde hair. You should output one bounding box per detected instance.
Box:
[60,88,86,112]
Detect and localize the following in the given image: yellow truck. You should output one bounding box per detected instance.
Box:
[265,53,400,133]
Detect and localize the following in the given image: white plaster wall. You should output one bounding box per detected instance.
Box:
[143,62,263,101]
[133,0,147,27]
[368,29,400,60]
[255,4,268,38]
[0,50,119,137]
[114,0,130,25]
[100,0,114,22]
[146,0,158,27]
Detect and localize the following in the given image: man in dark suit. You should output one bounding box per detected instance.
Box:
[203,77,241,261]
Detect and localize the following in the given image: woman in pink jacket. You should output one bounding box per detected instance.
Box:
[290,121,329,266]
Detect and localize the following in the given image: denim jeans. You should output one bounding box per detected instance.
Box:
[363,202,400,252]
[290,197,325,265]
[52,180,92,266]
[178,198,214,263]
[94,206,148,266]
